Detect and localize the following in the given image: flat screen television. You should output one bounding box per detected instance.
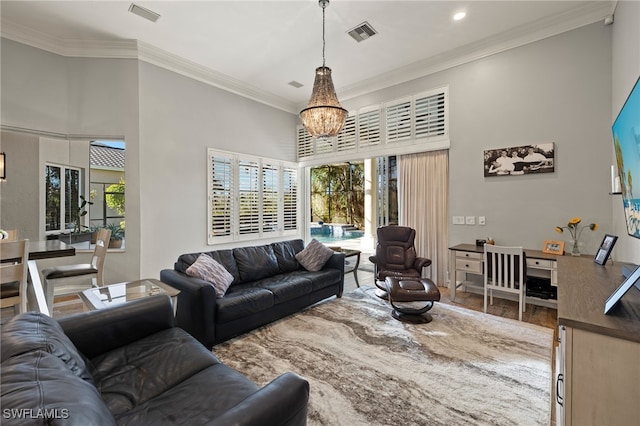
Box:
[612,75,640,239]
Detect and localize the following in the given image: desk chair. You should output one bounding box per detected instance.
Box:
[1,239,29,315]
[484,244,526,321]
[42,228,111,311]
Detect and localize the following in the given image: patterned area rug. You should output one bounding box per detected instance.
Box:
[213,286,553,426]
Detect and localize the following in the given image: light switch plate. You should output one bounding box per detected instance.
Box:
[452,216,465,225]
[479,216,486,225]
[465,216,475,225]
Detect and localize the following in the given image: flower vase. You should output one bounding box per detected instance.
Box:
[571,240,580,256]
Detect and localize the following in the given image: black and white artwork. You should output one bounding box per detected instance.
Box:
[483,143,555,177]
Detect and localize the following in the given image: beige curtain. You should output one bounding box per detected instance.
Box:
[398,150,449,287]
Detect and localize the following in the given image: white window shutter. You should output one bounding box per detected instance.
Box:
[415,90,447,139]
[358,107,382,148]
[385,98,412,143]
[262,163,278,234]
[336,115,357,152]
[297,126,313,159]
[238,160,260,235]
[282,166,298,231]
[208,154,233,241]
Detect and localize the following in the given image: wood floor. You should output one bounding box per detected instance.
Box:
[346,267,558,330]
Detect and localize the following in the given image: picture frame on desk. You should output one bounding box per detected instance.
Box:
[594,234,617,265]
[542,240,564,255]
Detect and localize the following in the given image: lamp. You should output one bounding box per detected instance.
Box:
[300,0,348,138]
[0,152,5,180]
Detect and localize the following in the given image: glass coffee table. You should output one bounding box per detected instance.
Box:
[80,279,179,314]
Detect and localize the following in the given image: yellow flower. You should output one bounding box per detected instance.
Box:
[569,217,581,225]
[555,227,563,234]
[590,223,598,231]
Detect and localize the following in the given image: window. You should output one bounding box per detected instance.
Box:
[296,85,449,162]
[45,164,81,233]
[207,149,299,244]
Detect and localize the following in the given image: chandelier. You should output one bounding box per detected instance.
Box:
[299,0,348,138]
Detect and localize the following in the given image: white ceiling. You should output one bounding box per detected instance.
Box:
[1,1,616,114]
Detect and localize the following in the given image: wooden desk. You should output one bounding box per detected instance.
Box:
[449,243,559,308]
[555,256,640,425]
[26,240,76,316]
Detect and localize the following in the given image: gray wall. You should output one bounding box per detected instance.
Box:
[611,1,640,264]
[136,62,298,277]
[0,38,299,282]
[342,22,614,257]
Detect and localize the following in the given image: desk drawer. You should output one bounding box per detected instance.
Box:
[456,251,483,261]
[456,258,483,274]
[527,258,555,270]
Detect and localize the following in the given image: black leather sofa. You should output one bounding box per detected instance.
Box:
[0,295,309,426]
[160,239,344,349]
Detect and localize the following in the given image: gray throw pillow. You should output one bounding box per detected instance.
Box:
[186,253,234,298]
[295,239,334,272]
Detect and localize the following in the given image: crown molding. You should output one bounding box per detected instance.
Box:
[1,19,297,114]
[2,1,613,116]
[336,1,614,103]
[1,19,138,58]
[135,41,298,113]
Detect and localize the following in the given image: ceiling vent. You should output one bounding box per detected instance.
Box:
[128,3,161,23]
[347,21,377,43]
[288,81,304,89]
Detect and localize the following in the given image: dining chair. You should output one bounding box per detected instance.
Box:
[1,238,30,315]
[1,229,18,241]
[484,244,527,321]
[42,228,111,310]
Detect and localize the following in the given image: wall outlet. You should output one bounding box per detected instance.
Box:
[479,216,486,225]
[452,216,465,225]
[465,216,475,225]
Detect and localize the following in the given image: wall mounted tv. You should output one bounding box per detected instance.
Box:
[612,75,640,239]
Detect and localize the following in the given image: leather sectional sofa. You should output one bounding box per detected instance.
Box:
[0,295,309,426]
[160,239,344,348]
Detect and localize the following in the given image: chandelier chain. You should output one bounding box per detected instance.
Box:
[322,0,326,67]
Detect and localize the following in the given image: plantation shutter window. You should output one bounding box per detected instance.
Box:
[336,115,357,152]
[358,107,382,148]
[207,149,299,244]
[262,163,279,234]
[415,91,446,138]
[385,98,412,143]
[283,167,298,231]
[296,85,448,163]
[238,160,260,235]
[209,156,233,238]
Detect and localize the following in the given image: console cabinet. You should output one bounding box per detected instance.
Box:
[555,256,640,426]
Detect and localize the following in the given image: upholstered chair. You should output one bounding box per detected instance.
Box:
[368,226,431,298]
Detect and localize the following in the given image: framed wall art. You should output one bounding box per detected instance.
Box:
[484,143,555,177]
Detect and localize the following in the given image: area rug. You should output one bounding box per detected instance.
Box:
[213,286,553,426]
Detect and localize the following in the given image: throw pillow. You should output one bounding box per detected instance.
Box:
[186,253,234,298]
[295,239,335,272]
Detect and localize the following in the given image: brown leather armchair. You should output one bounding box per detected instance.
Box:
[368,226,432,297]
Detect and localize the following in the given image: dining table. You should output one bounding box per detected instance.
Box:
[26,240,76,316]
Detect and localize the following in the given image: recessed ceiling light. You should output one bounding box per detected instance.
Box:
[453,11,466,21]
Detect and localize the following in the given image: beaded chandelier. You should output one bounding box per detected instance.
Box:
[299,0,348,138]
